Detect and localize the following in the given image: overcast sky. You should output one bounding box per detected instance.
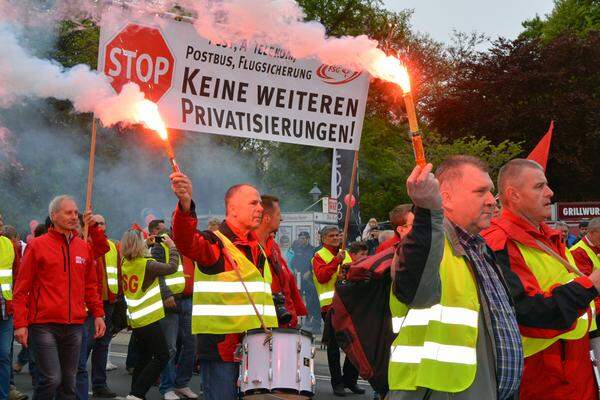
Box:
[383,0,555,44]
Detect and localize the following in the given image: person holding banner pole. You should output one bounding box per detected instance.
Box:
[169,175,278,400]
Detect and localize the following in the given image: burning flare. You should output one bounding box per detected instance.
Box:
[134,100,168,141]
[132,99,180,173]
[370,54,411,94]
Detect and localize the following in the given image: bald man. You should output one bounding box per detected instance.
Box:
[483,159,600,400]
[170,174,278,400]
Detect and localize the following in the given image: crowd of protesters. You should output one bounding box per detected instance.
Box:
[1,155,599,400]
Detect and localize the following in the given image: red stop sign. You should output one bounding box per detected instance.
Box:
[103,24,175,103]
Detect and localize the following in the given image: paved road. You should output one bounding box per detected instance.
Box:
[13,332,376,400]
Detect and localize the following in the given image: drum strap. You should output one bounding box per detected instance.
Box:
[534,239,583,277]
[221,247,273,342]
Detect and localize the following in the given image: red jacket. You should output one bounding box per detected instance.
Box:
[265,236,307,328]
[181,255,195,297]
[571,236,600,276]
[312,244,344,312]
[483,209,598,400]
[12,227,106,329]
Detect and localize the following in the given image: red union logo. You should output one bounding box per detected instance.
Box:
[103,23,175,102]
[316,64,362,85]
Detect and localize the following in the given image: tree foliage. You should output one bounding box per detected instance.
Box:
[425,30,600,200]
[522,0,600,41]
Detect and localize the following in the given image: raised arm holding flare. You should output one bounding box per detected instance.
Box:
[389,157,522,400]
[169,172,277,400]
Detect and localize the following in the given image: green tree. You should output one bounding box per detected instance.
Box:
[522,0,600,41]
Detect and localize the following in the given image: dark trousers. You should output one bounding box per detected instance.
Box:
[91,302,114,390]
[130,320,170,398]
[322,311,359,388]
[30,323,83,400]
[76,316,94,400]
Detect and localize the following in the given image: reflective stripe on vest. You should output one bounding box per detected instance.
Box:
[567,239,600,271]
[312,247,352,308]
[191,230,278,334]
[516,242,593,357]
[105,240,119,294]
[160,237,185,294]
[388,238,479,392]
[122,257,165,329]
[0,237,14,301]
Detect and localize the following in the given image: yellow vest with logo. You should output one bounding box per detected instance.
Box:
[122,257,165,329]
[388,238,480,392]
[160,235,185,295]
[566,239,600,271]
[516,242,594,357]
[191,230,278,334]
[0,237,14,301]
[312,247,353,308]
[105,240,119,295]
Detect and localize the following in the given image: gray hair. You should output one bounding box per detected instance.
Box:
[589,218,600,232]
[378,230,395,245]
[48,195,76,216]
[497,159,543,197]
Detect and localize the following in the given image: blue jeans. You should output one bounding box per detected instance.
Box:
[199,360,238,400]
[75,317,94,400]
[159,297,197,394]
[0,317,13,400]
[91,302,114,391]
[30,323,83,400]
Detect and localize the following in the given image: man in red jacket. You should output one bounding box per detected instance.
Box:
[13,195,106,400]
[312,226,363,396]
[255,194,307,328]
[170,174,273,400]
[81,214,120,398]
[482,159,600,400]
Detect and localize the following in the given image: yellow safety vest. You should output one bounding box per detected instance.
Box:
[388,238,480,392]
[191,230,278,334]
[160,235,185,295]
[517,242,594,357]
[566,238,600,271]
[105,240,119,295]
[312,247,352,308]
[122,257,165,329]
[0,237,14,301]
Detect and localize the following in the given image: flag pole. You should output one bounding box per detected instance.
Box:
[83,117,97,241]
[340,150,359,251]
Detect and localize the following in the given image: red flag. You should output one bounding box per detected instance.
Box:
[527,120,554,171]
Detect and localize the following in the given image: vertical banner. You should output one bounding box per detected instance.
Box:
[331,149,361,240]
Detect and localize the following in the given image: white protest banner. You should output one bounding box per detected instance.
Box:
[98,9,370,150]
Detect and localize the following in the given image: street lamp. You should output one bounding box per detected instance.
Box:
[309,183,322,202]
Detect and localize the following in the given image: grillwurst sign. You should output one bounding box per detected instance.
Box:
[98,11,370,150]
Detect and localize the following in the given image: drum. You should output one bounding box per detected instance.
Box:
[239,328,315,397]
